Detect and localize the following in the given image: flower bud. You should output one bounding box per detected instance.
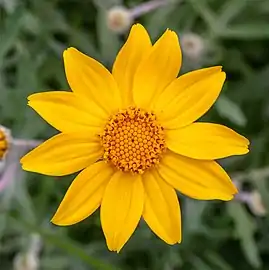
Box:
[249,191,267,217]
[181,33,205,60]
[107,6,133,34]
[13,253,39,270]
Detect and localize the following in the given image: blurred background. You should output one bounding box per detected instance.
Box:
[1,0,269,269]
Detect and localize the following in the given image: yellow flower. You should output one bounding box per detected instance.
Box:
[0,125,10,160]
[20,24,249,252]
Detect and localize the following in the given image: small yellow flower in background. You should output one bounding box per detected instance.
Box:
[0,125,11,161]
[20,24,249,252]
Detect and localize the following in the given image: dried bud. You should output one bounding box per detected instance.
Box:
[181,33,205,60]
[107,6,133,34]
[249,191,267,217]
[13,253,39,270]
[13,234,41,270]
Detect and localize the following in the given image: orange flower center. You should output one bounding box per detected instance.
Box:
[0,129,8,160]
[100,107,166,174]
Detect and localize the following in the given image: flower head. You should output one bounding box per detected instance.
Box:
[20,24,249,252]
[0,125,11,161]
[0,125,41,193]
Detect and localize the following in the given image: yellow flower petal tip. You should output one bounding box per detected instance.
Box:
[64,46,76,53]
[132,23,146,30]
[27,95,35,101]
[106,242,125,253]
[20,162,35,174]
[164,28,179,40]
[235,135,250,155]
[21,23,250,252]
[229,183,239,196]
[234,187,239,195]
[50,216,59,225]
[27,92,45,101]
[27,101,33,108]
[50,217,77,227]
[20,156,28,166]
[50,209,83,226]
[245,138,251,147]
[50,216,69,226]
[63,47,79,60]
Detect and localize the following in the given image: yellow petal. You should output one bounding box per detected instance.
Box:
[112,24,152,107]
[158,151,237,200]
[51,162,114,225]
[133,29,182,109]
[20,133,103,176]
[28,91,108,133]
[101,172,144,252]
[64,47,121,114]
[142,170,181,244]
[153,67,225,129]
[166,123,249,160]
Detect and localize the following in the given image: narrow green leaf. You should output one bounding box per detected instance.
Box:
[215,95,247,126]
[192,255,212,270]
[219,0,248,26]
[8,214,121,270]
[206,251,233,270]
[227,202,262,268]
[14,176,36,224]
[0,7,25,60]
[186,0,218,32]
[220,24,269,39]
[184,198,207,234]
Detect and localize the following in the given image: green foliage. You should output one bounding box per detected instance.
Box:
[1,0,269,269]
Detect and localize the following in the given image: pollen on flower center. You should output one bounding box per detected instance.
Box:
[0,128,8,160]
[100,107,166,174]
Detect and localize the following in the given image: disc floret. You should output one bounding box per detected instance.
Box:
[101,107,166,174]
